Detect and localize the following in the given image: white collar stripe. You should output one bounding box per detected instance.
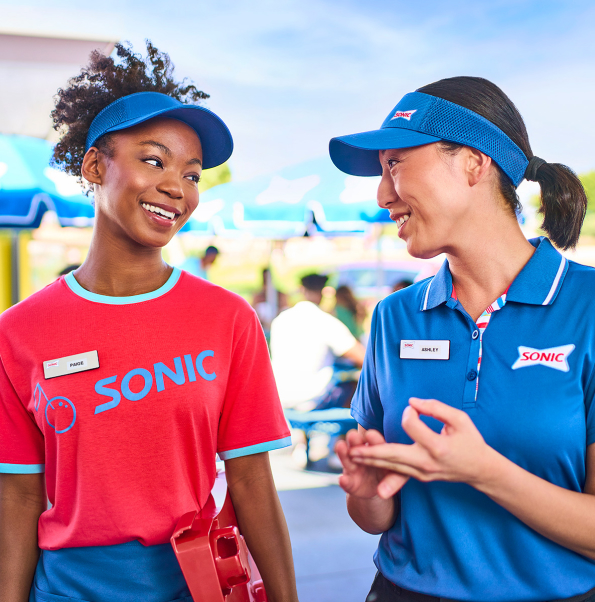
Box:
[542,256,566,306]
[422,278,432,310]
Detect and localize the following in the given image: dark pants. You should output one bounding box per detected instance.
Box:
[366,572,595,602]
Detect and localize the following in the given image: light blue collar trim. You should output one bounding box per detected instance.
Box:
[64,268,181,305]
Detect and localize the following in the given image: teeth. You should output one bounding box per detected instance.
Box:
[396,214,410,228]
[141,202,176,220]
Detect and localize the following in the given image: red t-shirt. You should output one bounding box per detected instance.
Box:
[0,269,290,550]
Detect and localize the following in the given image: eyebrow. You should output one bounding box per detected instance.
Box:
[138,140,202,166]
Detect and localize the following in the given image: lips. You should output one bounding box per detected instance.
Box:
[140,201,181,228]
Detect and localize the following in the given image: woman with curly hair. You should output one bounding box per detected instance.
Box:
[0,43,298,602]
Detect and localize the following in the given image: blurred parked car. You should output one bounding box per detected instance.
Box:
[329,260,440,302]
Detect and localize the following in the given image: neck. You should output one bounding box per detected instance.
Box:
[303,292,322,305]
[73,215,172,297]
[446,212,535,321]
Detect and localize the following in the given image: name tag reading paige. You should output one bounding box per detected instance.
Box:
[400,340,450,360]
[43,350,99,379]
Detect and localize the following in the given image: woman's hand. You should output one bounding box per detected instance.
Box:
[336,428,409,499]
[349,397,495,498]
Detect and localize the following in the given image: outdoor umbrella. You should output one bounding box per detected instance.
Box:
[0,134,95,305]
[183,156,387,237]
[0,134,94,228]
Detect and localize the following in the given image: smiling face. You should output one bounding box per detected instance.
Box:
[85,117,203,249]
[377,143,494,259]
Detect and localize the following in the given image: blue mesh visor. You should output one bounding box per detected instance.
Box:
[329,91,529,187]
[85,92,233,170]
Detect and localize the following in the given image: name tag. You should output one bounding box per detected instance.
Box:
[43,350,99,379]
[400,340,450,360]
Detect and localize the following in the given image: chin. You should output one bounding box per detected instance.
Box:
[132,229,176,250]
[406,238,442,260]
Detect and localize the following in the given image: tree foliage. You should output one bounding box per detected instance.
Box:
[579,171,595,238]
[198,162,232,193]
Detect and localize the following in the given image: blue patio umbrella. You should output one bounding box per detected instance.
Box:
[0,135,95,306]
[0,134,94,228]
[184,157,387,237]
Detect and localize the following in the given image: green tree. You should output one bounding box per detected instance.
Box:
[580,171,595,238]
[198,162,231,194]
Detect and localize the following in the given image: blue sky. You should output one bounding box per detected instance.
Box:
[3,0,595,180]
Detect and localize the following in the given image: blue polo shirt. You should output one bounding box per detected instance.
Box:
[352,237,595,601]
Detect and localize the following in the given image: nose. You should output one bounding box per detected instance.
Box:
[377,162,398,209]
[156,173,184,200]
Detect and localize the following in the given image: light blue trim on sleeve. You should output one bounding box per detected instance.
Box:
[64,268,181,305]
[218,436,292,460]
[0,463,45,474]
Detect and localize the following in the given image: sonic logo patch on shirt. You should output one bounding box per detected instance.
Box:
[511,344,575,372]
[400,340,450,360]
[43,350,99,379]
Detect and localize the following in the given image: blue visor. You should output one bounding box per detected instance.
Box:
[85,92,233,170]
[329,91,529,187]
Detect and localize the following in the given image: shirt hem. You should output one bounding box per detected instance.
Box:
[0,463,45,474]
[218,436,292,460]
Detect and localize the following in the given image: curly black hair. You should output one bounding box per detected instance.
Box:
[51,41,209,187]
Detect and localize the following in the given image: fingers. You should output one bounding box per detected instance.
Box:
[345,429,365,448]
[363,429,386,445]
[335,438,358,473]
[408,397,467,429]
[377,472,410,499]
[401,405,442,450]
[352,456,421,476]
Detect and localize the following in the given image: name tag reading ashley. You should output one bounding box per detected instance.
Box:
[43,350,99,379]
[400,340,450,360]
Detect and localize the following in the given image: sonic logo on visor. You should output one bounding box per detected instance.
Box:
[511,344,575,372]
[391,110,417,121]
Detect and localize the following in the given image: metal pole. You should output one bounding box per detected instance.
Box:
[10,230,19,306]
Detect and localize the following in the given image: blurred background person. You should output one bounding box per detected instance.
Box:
[392,278,413,293]
[57,264,81,277]
[334,284,365,341]
[253,267,288,340]
[270,273,365,410]
[180,245,219,280]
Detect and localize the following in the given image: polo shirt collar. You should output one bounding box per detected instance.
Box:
[420,237,568,311]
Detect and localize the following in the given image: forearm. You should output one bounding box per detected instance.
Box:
[0,474,46,602]
[475,448,595,559]
[225,454,298,602]
[346,493,397,535]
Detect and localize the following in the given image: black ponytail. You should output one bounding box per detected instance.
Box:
[418,76,587,250]
[530,162,587,250]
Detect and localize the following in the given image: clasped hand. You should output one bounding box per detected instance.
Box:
[336,397,494,499]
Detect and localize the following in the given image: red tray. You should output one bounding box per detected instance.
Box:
[171,471,268,602]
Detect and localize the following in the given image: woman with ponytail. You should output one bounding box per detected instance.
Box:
[330,76,595,601]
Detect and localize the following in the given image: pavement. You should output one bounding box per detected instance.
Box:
[269,444,379,602]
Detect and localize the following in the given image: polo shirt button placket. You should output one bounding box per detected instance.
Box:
[462,322,481,414]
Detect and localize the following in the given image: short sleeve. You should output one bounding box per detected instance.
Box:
[0,356,45,473]
[217,310,291,460]
[323,313,357,358]
[350,305,384,433]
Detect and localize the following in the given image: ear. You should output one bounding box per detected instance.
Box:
[81,147,102,186]
[464,147,492,187]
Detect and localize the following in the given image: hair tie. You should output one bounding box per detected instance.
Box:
[525,156,546,181]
